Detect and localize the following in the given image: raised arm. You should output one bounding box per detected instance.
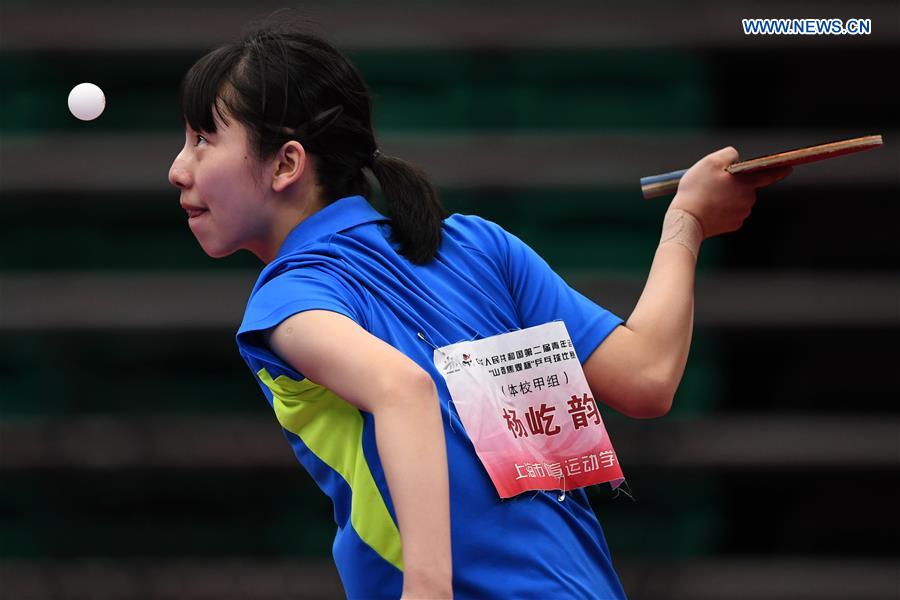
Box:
[265,310,452,598]
[583,147,793,418]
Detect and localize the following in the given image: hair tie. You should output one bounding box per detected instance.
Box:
[303,105,343,141]
[369,148,382,165]
[270,105,344,141]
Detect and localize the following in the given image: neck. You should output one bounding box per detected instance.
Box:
[251,189,326,264]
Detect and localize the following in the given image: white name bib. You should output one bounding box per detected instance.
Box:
[433,321,624,499]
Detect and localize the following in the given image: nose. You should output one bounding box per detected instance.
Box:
[168,147,193,189]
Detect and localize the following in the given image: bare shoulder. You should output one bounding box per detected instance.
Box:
[264,310,434,413]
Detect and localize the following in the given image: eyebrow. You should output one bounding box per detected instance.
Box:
[186,125,215,135]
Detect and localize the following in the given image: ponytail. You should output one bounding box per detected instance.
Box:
[368,152,448,265]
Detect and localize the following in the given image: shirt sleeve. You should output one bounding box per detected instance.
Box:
[236,266,368,380]
[500,224,625,363]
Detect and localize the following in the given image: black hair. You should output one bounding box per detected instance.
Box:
[177,11,447,265]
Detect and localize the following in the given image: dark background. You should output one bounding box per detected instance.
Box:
[1,1,898,599]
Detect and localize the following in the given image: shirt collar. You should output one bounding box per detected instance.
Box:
[276,195,389,258]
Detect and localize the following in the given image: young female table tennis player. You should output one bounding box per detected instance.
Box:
[167,15,792,600]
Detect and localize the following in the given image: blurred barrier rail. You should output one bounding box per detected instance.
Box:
[1,558,897,600]
[2,0,898,51]
[2,131,897,192]
[2,271,898,330]
[2,416,897,469]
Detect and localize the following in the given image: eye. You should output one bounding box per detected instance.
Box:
[194,134,209,146]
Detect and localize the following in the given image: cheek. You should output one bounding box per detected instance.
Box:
[198,169,264,237]
[196,161,257,209]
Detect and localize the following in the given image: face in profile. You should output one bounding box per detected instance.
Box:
[168,106,271,258]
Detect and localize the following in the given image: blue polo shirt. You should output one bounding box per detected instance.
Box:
[236,195,627,599]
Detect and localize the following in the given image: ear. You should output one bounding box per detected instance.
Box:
[271,140,306,192]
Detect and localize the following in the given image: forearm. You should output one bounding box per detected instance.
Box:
[613,148,791,414]
[373,379,452,597]
[624,206,700,400]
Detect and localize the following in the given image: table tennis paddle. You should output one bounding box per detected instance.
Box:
[640,134,884,199]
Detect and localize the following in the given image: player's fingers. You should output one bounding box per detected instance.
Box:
[709,146,740,168]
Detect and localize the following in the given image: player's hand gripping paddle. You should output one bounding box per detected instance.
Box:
[640,134,884,199]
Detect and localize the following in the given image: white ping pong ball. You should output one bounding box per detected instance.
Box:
[68,83,106,121]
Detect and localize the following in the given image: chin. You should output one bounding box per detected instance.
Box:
[198,240,239,259]
[207,248,240,259]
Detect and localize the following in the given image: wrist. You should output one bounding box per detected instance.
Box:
[659,208,704,259]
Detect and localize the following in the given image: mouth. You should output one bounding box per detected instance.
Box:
[181,203,209,220]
